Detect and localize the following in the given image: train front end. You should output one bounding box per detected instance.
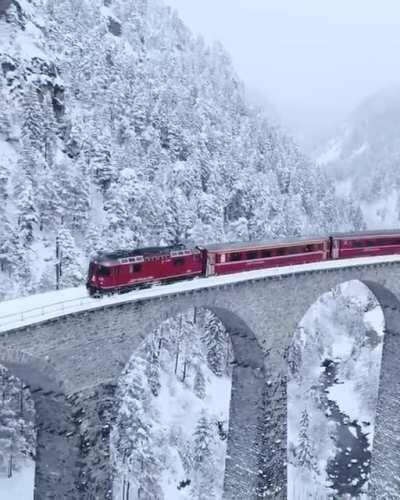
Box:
[86,259,113,296]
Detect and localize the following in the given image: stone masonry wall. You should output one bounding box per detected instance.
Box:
[1,261,400,497]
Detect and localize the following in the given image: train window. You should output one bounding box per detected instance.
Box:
[98,266,111,277]
[230,253,241,262]
[130,264,142,273]
[246,251,258,260]
[352,241,365,248]
[277,248,286,256]
[173,257,185,265]
[261,249,272,258]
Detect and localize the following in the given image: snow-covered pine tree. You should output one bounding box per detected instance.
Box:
[296,409,318,472]
[193,367,206,400]
[70,154,91,232]
[113,357,161,498]
[191,410,215,499]
[203,312,228,377]
[21,85,45,157]
[57,226,83,287]
[145,337,161,397]
[16,180,38,248]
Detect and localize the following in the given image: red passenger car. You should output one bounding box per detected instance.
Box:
[202,237,329,276]
[331,230,400,259]
[87,245,203,296]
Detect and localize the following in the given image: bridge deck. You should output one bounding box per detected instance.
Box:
[1,254,400,333]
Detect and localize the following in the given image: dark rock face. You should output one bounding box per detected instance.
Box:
[0,0,12,15]
[108,17,122,36]
[52,83,65,118]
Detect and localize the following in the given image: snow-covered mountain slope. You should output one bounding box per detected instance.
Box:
[112,309,232,499]
[0,0,362,300]
[316,87,400,228]
[288,280,383,499]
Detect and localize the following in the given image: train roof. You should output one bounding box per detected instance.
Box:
[332,229,400,238]
[202,235,327,253]
[94,244,187,263]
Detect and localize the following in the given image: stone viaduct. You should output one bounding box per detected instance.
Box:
[0,258,400,499]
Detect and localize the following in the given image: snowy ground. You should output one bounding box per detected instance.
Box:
[0,462,35,500]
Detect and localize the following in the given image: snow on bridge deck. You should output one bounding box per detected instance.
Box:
[1,254,400,333]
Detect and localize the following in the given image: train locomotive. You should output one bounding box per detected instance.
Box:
[86,230,400,297]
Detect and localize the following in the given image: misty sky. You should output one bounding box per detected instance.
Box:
[166,0,400,142]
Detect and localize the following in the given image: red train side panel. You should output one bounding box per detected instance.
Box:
[331,232,400,260]
[87,246,203,295]
[203,238,329,277]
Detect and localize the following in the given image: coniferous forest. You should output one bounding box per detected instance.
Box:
[0,0,363,299]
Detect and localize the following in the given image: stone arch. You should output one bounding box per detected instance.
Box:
[287,279,400,499]
[0,348,81,500]
[112,304,267,499]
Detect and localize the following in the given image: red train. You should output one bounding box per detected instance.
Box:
[86,230,400,296]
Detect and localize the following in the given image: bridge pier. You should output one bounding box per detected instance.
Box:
[364,282,400,498]
[223,361,266,498]
[32,391,81,500]
[72,383,117,500]
[219,309,287,499]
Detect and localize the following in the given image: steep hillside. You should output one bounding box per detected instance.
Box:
[0,0,361,299]
[316,87,400,228]
[112,309,232,499]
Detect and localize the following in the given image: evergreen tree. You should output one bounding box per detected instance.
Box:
[203,313,228,377]
[193,368,206,400]
[57,226,83,287]
[16,180,38,247]
[21,85,45,155]
[296,409,317,472]
[145,338,161,397]
[192,411,213,466]
[191,411,215,499]
[114,357,161,498]
[0,164,8,203]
